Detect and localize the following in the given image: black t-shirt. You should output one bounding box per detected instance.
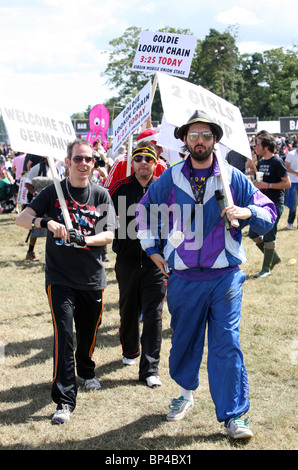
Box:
[30,179,115,290]
[109,173,155,267]
[257,155,288,204]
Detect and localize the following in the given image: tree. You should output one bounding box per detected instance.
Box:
[238,46,298,119]
[189,27,240,104]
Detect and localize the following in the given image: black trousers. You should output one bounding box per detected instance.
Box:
[115,260,167,380]
[47,285,103,410]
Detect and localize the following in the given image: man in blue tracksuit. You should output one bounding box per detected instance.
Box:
[136,110,277,439]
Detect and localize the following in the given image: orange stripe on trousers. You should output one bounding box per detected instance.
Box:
[89,290,104,358]
[47,285,58,383]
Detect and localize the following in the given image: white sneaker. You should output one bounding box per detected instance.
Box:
[288,223,294,230]
[226,417,253,439]
[122,357,136,366]
[52,404,71,424]
[146,375,162,388]
[83,377,102,391]
[166,396,193,421]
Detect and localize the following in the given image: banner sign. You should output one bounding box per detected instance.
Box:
[280,116,298,134]
[243,117,258,134]
[112,80,151,154]
[132,31,196,78]
[0,98,76,161]
[156,72,251,159]
[72,119,89,134]
[17,177,28,205]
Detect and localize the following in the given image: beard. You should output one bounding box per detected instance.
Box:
[185,142,214,162]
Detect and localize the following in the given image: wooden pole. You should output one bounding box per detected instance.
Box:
[126,134,133,176]
[215,146,239,228]
[47,156,73,231]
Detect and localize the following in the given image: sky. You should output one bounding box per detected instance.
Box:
[0,0,297,117]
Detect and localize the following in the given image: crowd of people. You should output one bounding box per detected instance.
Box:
[0,120,297,439]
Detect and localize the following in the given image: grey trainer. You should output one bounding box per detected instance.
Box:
[166,396,193,421]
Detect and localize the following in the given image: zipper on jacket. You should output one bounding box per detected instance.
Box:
[140,186,148,268]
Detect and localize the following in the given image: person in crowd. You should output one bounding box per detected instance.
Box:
[93,139,108,173]
[104,128,167,190]
[249,130,291,277]
[16,138,115,424]
[136,110,277,439]
[109,142,167,388]
[12,152,26,182]
[24,157,52,261]
[285,146,298,229]
[23,154,45,172]
[0,167,13,201]
[11,152,26,212]
[226,149,248,173]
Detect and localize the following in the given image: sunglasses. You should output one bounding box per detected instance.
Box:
[133,155,156,164]
[72,156,94,164]
[187,131,214,142]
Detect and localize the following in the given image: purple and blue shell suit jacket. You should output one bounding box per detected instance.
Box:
[136,154,277,280]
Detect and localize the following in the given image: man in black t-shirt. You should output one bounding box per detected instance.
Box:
[16,139,115,424]
[249,130,291,278]
[109,143,166,388]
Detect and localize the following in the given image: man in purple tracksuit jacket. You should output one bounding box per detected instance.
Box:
[136,110,277,439]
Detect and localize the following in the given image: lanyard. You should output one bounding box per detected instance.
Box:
[189,161,213,205]
[186,161,213,225]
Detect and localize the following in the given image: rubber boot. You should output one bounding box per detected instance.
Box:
[255,241,281,270]
[271,250,281,270]
[254,248,275,278]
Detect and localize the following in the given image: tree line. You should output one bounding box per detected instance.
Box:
[98,26,298,125]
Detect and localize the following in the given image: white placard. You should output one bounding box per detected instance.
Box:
[16,177,28,204]
[0,98,76,161]
[112,81,151,154]
[132,31,196,78]
[156,72,251,159]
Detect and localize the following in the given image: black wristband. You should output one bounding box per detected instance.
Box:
[31,217,37,230]
[40,217,53,228]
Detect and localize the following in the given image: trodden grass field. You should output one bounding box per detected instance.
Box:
[0,209,297,451]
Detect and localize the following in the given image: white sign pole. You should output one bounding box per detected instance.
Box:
[151,74,158,104]
[215,146,239,228]
[126,135,133,177]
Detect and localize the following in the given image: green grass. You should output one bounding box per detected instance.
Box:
[0,209,297,451]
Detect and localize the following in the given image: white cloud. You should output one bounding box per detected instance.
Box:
[0,67,114,115]
[216,6,261,26]
[138,2,156,14]
[237,41,277,55]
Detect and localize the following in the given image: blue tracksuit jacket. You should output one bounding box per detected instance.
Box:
[137,154,277,277]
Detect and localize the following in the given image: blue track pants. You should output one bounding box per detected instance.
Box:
[167,269,250,424]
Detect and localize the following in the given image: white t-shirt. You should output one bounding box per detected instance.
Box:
[286,150,298,183]
[25,161,52,184]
